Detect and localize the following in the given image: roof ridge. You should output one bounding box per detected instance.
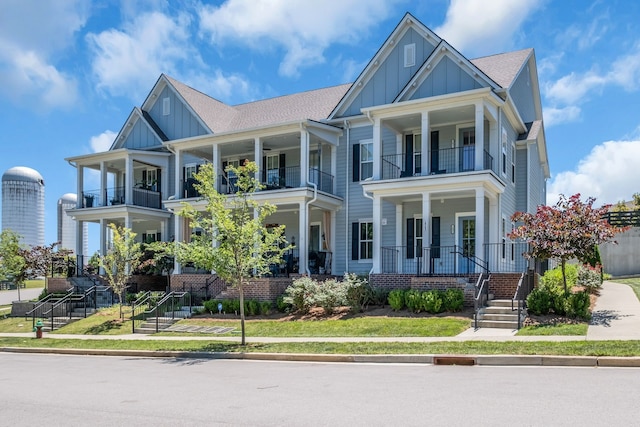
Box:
[232,83,352,108]
[470,47,533,61]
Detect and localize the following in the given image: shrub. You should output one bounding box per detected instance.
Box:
[443,289,464,312]
[316,279,351,314]
[37,288,48,301]
[344,273,372,312]
[388,289,405,311]
[259,301,272,315]
[282,276,318,313]
[420,290,444,314]
[565,291,591,320]
[246,299,260,316]
[526,288,552,315]
[371,287,389,307]
[578,264,602,294]
[404,289,422,313]
[203,299,222,314]
[541,264,578,289]
[276,295,291,313]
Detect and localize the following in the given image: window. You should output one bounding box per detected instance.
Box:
[185,164,197,180]
[501,217,507,259]
[511,222,516,261]
[146,169,157,190]
[413,134,422,174]
[511,143,516,184]
[360,141,373,180]
[359,221,373,260]
[162,97,170,116]
[266,154,280,186]
[404,43,416,67]
[501,129,508,177]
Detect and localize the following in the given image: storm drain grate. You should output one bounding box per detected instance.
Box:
[433,356,476,366]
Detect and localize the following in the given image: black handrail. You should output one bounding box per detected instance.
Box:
[131,291,152,333]
[26,288,73,329]
[474,273,491,330]
[450,249,489,273]
[42,291,75,331]
[144,291,190,333]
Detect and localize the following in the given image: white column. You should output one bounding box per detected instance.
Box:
[421,111,429,175]
[174,149,182,198]
[254,137,262,185]
[125,157,133,204]
[475,187,485,272]
[329,210,336,274]
[395,204,403,273]
[372,118,381,180]
[99,218,107,275]
[100,161,107,206]
[298,201,308,274]
[300,130,309,187]
[330,145,337,194]
[75,220,84,258]
[489,117,499,173]
[77,166,84,208]
[173,215,183,274]
[475,102,484,171]
[489,195,499,271]
[395,133,402,157]
[422,192,431,273]
[372,195,381,273]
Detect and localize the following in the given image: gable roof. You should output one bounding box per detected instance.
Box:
[470,48,533,89]
[111,107,167,150]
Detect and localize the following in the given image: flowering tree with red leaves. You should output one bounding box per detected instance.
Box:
[510,194,628,293]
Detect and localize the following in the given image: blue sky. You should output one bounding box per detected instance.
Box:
[2,0,640,254]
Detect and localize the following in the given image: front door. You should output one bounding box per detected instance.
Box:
[458,216,475,273]
[460,129,475,172]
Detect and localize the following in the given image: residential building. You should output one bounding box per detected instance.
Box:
[65,13,548,294]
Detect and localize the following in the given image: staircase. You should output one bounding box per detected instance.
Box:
[134,316,180,333]
[475,299,525,329]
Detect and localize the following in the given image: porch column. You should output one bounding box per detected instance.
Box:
[372,194,381,273]
[212,145,220,187]
[174,149,182,198]
[330,210,336,273]
[489,115,499,173]
[421,111,429,175]
[125,156,133,205]
[75,220,84,258]
[99,218,107,275]
[298,201,308,274]
[475,102,484,171]
[300,129,309,187]
[372,118,381,180]
[422,192,431,273]
[475,187,485,272]
[330,145,337,194]
[254,138,262,185]
[489,195,499,271]
[173,215,183,273]
[77,166,84,208]
[395,204,403,273]
[100,161,107,207]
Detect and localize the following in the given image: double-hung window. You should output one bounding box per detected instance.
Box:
[359,221,373,260]
[360,142,373,180]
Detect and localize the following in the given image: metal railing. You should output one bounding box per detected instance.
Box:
[381,245,487,275]
[381,147,495,180]
[131,291,152,333]
[474,273,491,330]
[512,270,535,329]
[308,168,334,193]
[42,291,76,331]
[604,210,640,227]
[26,288,74,329]
[143,292,190,333]
[484,242,530,273]
[80,186,161,209]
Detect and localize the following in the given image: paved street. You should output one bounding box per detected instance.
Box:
[1,353,639,426]
[0,287,43,306]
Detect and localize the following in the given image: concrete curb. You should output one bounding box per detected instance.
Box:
[2,347,640,367]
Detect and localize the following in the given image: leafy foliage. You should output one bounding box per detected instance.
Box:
[388,290,405,311]
[577,264,603,294]
[511,193,627,292]
[443,288,464,312]
[176,161,290,345]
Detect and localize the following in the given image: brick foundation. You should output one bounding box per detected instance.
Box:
[487,273,522,299]
[370,274,477,306]
[46,277,72,293]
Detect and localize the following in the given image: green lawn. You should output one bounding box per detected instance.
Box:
[1,337,640,356]
[51,306,133,335]
[160,317,471,337]
[24,279,45,289]
[517,323,588,336]
[0,317,34,333]
[612,278,640,302]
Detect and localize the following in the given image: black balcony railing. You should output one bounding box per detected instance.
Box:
[81,186,161,209]
[215,165,335,195]
[381,147,495,180]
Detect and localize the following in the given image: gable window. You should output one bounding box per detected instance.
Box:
[360,141,373,180]
[511,143,516,184]
[162,97,170,116]
[404,43,416,67]
[351,221,373,260]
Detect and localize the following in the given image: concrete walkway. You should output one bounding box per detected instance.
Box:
[587,281,640,340]
[0,287,43,306]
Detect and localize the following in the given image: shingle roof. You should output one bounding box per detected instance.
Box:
[471,48,532,89]
[164,75,350,133]
[518,120,542,141]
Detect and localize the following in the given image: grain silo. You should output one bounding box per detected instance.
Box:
[57,193,88,255]
[2,166,45,247]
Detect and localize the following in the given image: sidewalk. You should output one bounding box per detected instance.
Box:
[587,281,640,340]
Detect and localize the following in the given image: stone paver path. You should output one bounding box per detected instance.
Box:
[587,281,640,340]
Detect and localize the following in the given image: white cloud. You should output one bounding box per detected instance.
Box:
[90,130,117,153]
[197,0,402,78]
[434,0,542,57]
[548,139,640,205]
[0,0,88,110]
[543,106,581,127]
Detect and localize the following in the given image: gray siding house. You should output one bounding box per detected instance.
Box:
[65,13,549,288]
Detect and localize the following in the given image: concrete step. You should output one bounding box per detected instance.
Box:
[481,313,520,322]
[483,306,520,315]
[476,319,519,329]
[487,299,523,308]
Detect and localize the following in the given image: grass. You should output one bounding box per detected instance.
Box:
[158,316,471,337]
[517,323,588,336]
[1,337,640,356]
[0,317,35,333]
[612,278,640,302]
[51,305,133,335]
[24,279,45,289]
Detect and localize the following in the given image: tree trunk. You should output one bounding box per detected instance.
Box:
[561,258,568,294]
[239,281,246,346]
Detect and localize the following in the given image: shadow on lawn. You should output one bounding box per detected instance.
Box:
[85,320,127,334]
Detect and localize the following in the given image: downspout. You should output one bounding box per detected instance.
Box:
[302,124,317,276]
[343,120,350,274]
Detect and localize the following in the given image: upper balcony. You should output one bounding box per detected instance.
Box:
[81,186,162,209]
[381,146,495,180]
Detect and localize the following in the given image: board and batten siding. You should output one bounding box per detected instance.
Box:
[528,142,545,210]
[499,117,518,223]
[122,118,162,149]
[410,55,485,100]
[510,63,537,123]
[148,85,208,141]
[515,147,528,212]
[340,27,437,117]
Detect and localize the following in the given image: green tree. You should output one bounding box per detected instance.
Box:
[101,224,144,318]
[612,200,629,212]
[0,230,26,299]
[633,192,640,209]
[177,161,290,345]
[511,194,627,293]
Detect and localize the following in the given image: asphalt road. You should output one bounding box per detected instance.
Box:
[0,287,43,305]
[1,353,639,426]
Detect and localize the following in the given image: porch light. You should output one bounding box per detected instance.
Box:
[451,224,455,234]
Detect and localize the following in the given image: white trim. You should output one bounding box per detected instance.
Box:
[404,43,416,67]
[357,218,374,261]
[359,139,374,181]
[309,221,322,252]
[162,97,170,116]
[454,211,475,251]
